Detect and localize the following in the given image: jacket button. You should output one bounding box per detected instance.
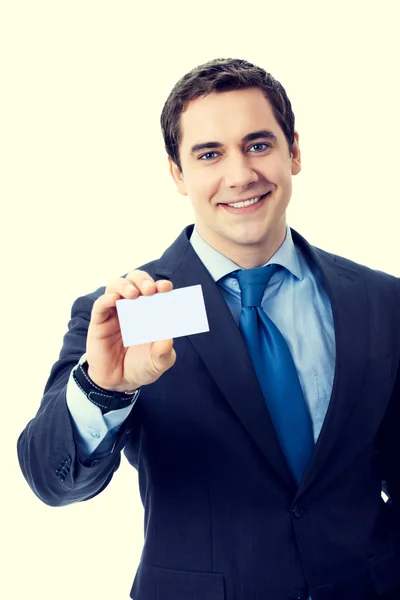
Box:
[288,588,307,599]
[292,504,304,518]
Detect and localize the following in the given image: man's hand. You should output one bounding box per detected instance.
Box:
[86,270,176,392]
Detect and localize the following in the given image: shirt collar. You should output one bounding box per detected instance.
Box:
[190,223,304,283]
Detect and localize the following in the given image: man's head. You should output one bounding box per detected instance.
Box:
[160,58,301,267]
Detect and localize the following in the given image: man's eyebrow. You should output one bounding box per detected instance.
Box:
[189,130,278,155]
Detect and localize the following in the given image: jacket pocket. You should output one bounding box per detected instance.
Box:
[363,356,393,384]
[368,546,400,595]
[130,561,225,600]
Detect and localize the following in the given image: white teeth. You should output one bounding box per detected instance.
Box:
[228,196,261,208]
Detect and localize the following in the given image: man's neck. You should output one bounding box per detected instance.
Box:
[195,224,288,270]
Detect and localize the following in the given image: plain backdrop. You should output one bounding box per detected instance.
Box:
[1,1,399,598]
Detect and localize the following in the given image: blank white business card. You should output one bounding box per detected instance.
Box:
[116,284,210,347]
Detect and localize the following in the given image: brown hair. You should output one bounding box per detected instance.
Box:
[160,58,296,172]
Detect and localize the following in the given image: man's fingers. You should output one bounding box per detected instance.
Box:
[105,274,173,297]
[156,279,173,293]
[105,278,140,298]
[93,275,173,326]
[91,293,120,325]
[125,270,158,295]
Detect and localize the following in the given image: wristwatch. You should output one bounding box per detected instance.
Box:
[72,358,140,413]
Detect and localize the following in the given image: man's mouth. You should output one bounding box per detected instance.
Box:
[219,192,271,212]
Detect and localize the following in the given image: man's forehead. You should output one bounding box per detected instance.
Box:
[180,89,279,147]
[183,88,273,118]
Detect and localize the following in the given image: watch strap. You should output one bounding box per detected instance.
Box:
[73,360,140,413]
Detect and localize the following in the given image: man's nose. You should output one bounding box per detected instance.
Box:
[223,154,259,188]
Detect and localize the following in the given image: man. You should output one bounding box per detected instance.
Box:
[17,58,400,599]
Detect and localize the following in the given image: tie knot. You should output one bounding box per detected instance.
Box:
[235,265,280,307]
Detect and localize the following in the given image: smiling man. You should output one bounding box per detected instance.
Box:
[18,58,400,600]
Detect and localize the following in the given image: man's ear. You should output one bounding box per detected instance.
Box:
[291,130,301,176]
[168,157,188,196]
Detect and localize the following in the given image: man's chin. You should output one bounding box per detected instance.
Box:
[224,226,275,246]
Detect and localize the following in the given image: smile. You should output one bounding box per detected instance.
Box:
[219,192,270,213]
[228,195,262,208]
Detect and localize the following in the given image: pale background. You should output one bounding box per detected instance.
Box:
[1,1,399,598]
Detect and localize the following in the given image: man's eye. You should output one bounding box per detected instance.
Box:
[250,143,271,152]
[199,152,219,161]
[199,143,271,161]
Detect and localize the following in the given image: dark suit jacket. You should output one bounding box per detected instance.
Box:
[18,225,400,600]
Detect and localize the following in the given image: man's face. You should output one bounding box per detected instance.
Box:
[169,87,301,267]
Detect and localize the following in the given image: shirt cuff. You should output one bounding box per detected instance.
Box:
[66,354,138,458]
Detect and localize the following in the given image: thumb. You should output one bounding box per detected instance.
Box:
[151,339,176,372]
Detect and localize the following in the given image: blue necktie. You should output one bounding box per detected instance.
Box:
[234,265,314,484]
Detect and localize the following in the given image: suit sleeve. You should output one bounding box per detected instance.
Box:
[17,290,140,507]
[376,277,400,525]
[378,363,400,517]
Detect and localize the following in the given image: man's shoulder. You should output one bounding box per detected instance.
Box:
[320,245,396,282]
[292,224,396,283]
[307,239,400,302]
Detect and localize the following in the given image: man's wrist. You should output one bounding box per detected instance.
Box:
[87,366,139,394]
[73,360,140,413]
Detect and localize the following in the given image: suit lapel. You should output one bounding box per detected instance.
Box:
[154,225,369,494]
[290,229,369,497]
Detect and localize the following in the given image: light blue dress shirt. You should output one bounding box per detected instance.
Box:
[66,223,336,465]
